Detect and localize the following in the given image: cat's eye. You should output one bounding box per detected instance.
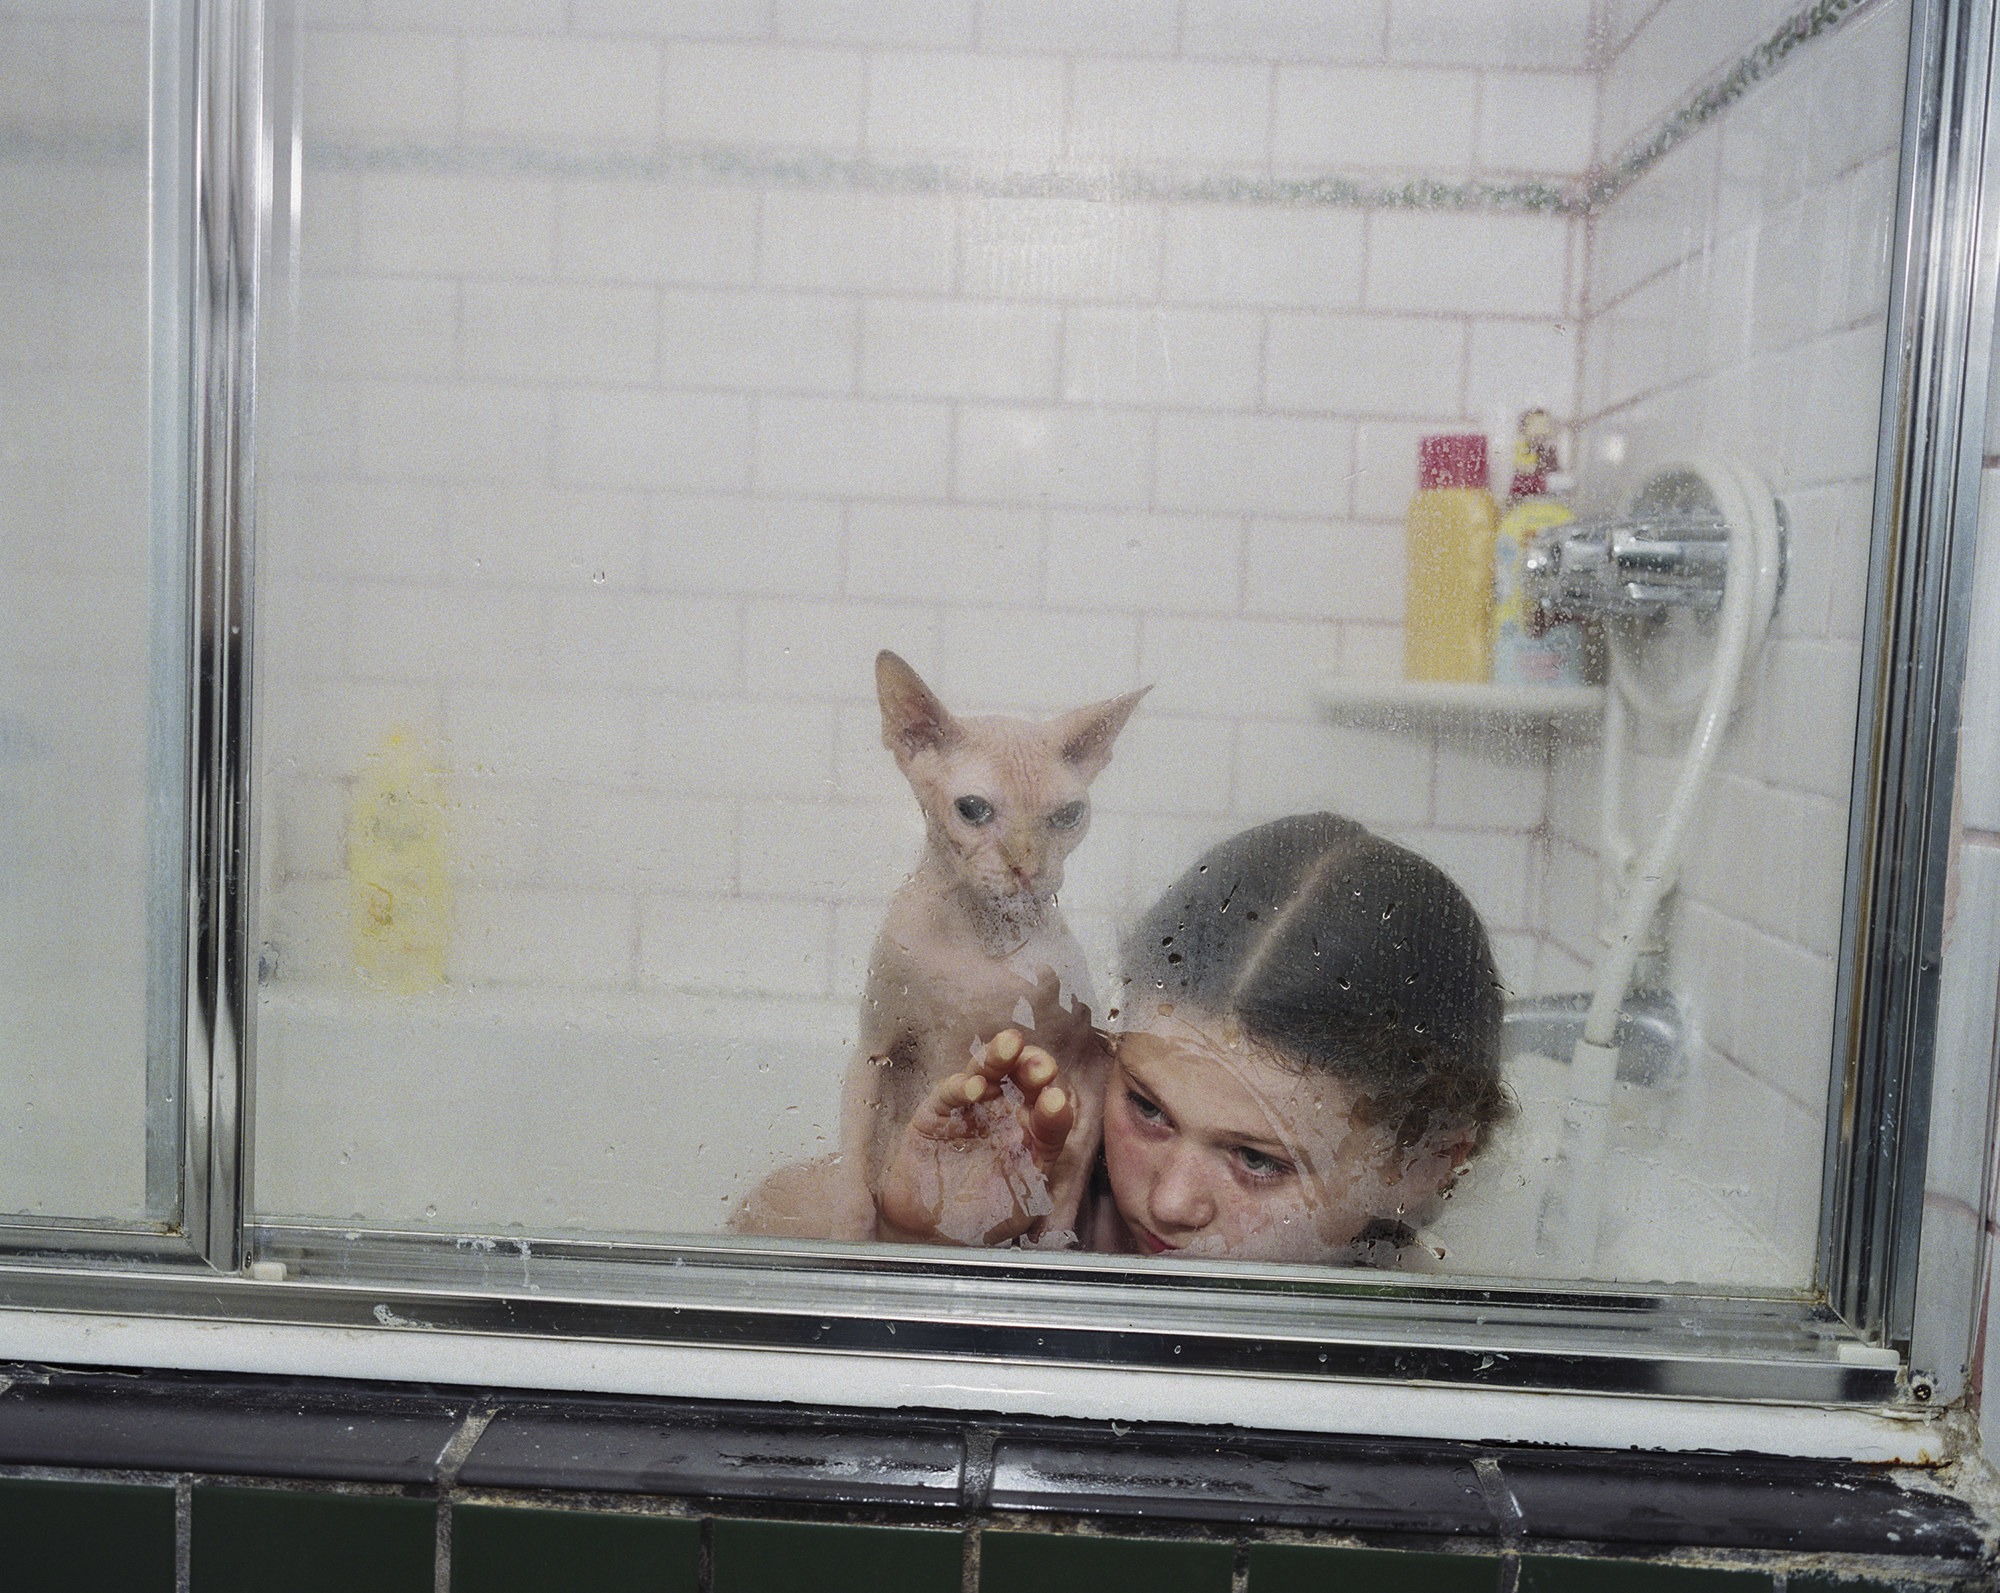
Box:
[1049,800,1086,831]
[954,794,995,825]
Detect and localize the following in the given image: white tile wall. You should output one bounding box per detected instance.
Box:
[1554,0,1916,1285]
[250,0,1935,1273]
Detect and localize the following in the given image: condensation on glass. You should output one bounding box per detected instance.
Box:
[236,0,1902,1290]
[0,0,187,1223]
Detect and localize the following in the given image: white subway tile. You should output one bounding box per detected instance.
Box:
[755,395,954,498]
[742,600,940,700]
[298,168,362,276]
[664,42,866,149]
[979,0,1179,56]
[265,681,448,780]
[304,28,458,137]
[1960,480,2000,833]
[640,894,832,997]
[740,797,918,898]
[1466,318,1579,430]
[1089,712,1238,817]
[462,280,658,385]
[1478,69,1597,174]
[300,275,458,380]
[1930,843,2000,1209]
[571,0,769,35]
[1235,718,1435,827]
[775,0,975,48]
[1264,312,1466,415]
[1411,827,1534,931]
[1435,738,1552,829]
[1243,519,1401,622]
[846,503,1046,602]
[1155,413,1354,517]
[1388,0,1596,70]
[354,381,553,482]
[1045,510,1242,615]
[345,580,549,688]
[463,35,662,145]
[761,190,959,294]
[1181,0,1389,63]
[1061,306,1263,410]
[1735,930,1838,1109]
[543,787,737,893]
[356,173,557,277]
[1351,420,1442,519]
[1161,204,1365,308]
[925,611,1145,717]
[445,777,548,886]
[1273,66,1478,171]
[269,772,352,882]
[661,289,858,394]
[649,495,844,596]
[956,404,1155,509]
[1141,616,1339,718]
[295,479,449,581]
[447,484,651,588]
[961,197,1165,302]
[445,686,643,784]
[1367,211,1574,317]
[557,182,760,285]
[1069,59,1273,168]
[453,886,636,988]
[545,591,741,693]
[555,388,754,492]
[366,0,565,26]
[1751,637,1860,803]
[865,51,1065,164]
[1338,620,1402,679]
[636,896,832,996]
[861,299,1062,402]
[642,695,840,799]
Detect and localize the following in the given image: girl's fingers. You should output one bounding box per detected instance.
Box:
[1028,1083,1074,1161]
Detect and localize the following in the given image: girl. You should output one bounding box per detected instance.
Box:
[875,813,1509,1265]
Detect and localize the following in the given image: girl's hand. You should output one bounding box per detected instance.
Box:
[876,1030,1077,1245]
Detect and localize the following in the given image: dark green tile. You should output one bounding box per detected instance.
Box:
[453,1502,699,1593]
[0,1476,176,1593]
[191,1485,433,1593]
[981,1529,1233,1593]
[1791,1576,1956,1593]
[1250,1541,1501,1591]
[713,1519,960,1593]
[1518,1557,1769,1592]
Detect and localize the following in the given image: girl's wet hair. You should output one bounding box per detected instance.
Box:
[1120,813,1508,1150]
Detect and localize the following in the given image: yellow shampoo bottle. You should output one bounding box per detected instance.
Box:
[348,730,452,993]
[1403,433,1499,681]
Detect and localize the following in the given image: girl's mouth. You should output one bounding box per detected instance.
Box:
[1135,1225,1176,1255]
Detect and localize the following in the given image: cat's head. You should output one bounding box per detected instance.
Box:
[876,650,1147,908]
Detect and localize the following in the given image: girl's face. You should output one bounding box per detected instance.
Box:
[1102,1006,1467,1263]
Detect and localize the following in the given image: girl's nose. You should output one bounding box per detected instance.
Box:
[1149,1145,1216,1231]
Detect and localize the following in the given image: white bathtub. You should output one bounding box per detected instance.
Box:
[254,986,857,1237]
[254,986,1798,1288]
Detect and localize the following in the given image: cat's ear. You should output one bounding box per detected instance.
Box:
[1050,685,1150,780]
[876,650,961,765]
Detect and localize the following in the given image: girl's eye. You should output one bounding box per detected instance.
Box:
[955,795,995,825]
[1235,1146,1290,1179]
[1049,800,1085,831]
[1127,1090,1165,1125]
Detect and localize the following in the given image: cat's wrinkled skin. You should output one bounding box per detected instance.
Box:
[822,651,1145,1240]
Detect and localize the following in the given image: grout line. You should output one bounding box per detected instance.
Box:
[175,1474,193,1593]
[961,1523,982,1593]
[698,1513,716,1593]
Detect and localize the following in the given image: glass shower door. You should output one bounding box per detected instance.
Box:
[0,0,188,1228]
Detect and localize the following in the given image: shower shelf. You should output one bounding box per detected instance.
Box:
[1312,677,1605,734]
